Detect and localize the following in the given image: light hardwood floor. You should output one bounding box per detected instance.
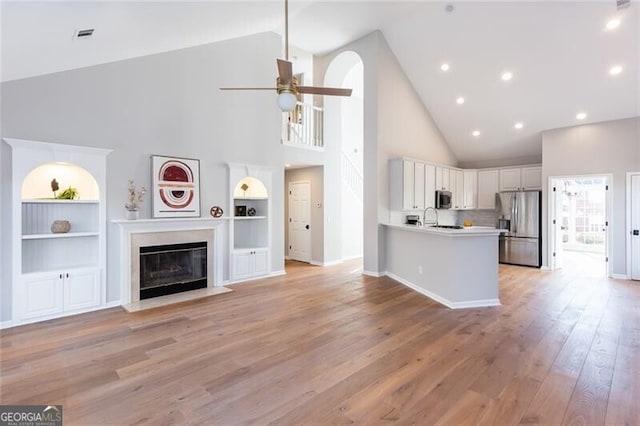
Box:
[1,260,639,425]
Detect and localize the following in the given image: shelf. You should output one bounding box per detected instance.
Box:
[22,265,99,276]
[22,232,99,240]
[233,245,269,251]
[233,216,267,220]
[22,199,99,204]
[233,197,268,201]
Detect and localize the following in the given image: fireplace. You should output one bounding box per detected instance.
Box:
[139,241,207,300]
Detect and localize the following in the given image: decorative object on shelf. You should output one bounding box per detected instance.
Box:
[56,186,79,200]
[51,178,59,198]
[463,220,473,227]
[210,206,224,218]
[125,180,146,220]
[247,207,256,216]
[51,220,71,233]
[241,183,249,197]
[151,155,201,218]
[235,205,247,216]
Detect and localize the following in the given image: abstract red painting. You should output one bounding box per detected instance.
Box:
[151,155,200,218]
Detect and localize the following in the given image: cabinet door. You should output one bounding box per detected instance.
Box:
[402,160,415,210]
[233,252,252,280]
[413,162,426,210]
[453,170,464,209]
[463,170,478,209]
[21,273,63,319]
[500,169,522,191]
[63,269,100,311]
[478,170,500,209]
[424,164,436,208]
[253,249,269,276]
[521,166,542,190]
[435,167,451,191]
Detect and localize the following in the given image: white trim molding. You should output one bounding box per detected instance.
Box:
[362,270,384,277]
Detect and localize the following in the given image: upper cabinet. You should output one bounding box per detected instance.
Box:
[463,170,478,210]
[435,166,451,191]
[477,170,500,209]
[499,166,542,191]
[390,159,434,211]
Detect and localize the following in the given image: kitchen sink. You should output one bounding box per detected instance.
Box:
[430,225,464,229]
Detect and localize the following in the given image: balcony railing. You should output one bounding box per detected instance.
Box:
[282,102,324,149]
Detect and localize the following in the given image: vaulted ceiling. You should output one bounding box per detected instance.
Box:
[2,1,638,164]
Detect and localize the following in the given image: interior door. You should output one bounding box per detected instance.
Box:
[288,181,311,263]
[632,175,640,280]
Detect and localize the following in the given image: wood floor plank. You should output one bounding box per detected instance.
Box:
[1,259,638,425]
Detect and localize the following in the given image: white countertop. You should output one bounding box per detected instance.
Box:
[382,223,505,237]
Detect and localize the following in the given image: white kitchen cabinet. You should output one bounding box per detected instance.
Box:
[435,167,451,191]
[478,170,500,209]
[389,159,427,210]
[232,248,269,280]
[500,166,542,191]
[521,166,542,190]
[453,170,464,209]
[21,268,99,320]
[463,170,478,209]
[499,168,522,191]
[424,164,436,209]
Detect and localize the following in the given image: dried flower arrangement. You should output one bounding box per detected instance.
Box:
[125,180,147,211]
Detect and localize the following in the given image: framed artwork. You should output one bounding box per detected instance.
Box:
[151,155,201,218]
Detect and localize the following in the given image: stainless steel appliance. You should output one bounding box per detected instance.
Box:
[435,190,452,209]
[497,190,541,267]
[406,214,421,226]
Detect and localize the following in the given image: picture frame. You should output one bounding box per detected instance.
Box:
[151,155,201,218]
[235,205,247,217]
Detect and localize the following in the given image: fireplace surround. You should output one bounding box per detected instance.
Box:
[113,218,227,307]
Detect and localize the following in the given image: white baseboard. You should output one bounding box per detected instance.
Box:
[106,300,122,308]
[362,270,383,277]
[0,301,127,330]
[309,260,343,267]
[539,265,552,271]
[385,271,501,309]
[611,273,630,280]
[0,319,16,330]
[227,270,286,286]
[342,255,364,261]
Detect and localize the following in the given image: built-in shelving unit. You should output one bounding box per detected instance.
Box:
[6,138,111,324]
[228,166,272,281]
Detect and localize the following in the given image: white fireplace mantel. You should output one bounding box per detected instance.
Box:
[112,218,229,305]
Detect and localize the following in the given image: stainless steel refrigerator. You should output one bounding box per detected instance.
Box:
[496,190,542,267]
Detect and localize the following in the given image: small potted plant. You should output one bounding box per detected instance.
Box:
[125,180,146,220]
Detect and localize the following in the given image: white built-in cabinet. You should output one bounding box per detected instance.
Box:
[229,165,272,282]
[435,167,451,191]
[453,170,464,209]
[477,170,500,209]
[6,138,110,324]
[463,170,478,209]
[390,159,436,211]
[499,166,542,191]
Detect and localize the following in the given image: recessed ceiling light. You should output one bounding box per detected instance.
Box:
[576,112,587,120]
[472,130,481,137]
[501,71,513,81]
[609,65,623,75]
[514,122,524,129]
[606,18,621,30]
[456,97,465,105]
[285,164,291,168]
[441,63,450,72]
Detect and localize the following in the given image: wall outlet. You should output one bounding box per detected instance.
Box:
[418,265,423,274]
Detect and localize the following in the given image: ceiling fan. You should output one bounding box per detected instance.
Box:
[219,0,352,112]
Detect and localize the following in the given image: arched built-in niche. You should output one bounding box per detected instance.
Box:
[233,176,268,199]
[22,162,99,200]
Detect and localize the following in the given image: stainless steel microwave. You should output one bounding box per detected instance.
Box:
[436,190,452,209]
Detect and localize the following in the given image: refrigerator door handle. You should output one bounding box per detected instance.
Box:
[512,193,518,234]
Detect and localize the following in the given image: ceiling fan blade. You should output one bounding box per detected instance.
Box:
[219,87,277,91]
[297,86,353,97]
[277,59,293,85]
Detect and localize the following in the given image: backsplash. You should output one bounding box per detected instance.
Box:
[458,209,496,227]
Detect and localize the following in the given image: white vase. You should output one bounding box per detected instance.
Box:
[126,209,139,220]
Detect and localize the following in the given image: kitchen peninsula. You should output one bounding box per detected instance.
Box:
[382,224,504,309]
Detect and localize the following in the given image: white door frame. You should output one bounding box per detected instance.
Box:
[547,173,613,277]
[627,172,640,279]
[288,180,312,263]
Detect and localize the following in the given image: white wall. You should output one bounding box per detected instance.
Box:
[0,32,285,317]
[284,166,324,264]
[541,117,640,275]
[316,31,457,275]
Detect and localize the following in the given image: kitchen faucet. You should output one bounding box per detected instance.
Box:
[423,207,438,227]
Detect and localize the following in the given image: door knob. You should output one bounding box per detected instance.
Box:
[305,224,310,230]
[633,230,639,236]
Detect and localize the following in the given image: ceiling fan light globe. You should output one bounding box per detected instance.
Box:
[277,91,297,112]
